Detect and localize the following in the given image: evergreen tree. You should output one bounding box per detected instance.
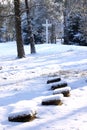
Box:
[63,0,87,46]
[65,13,86,45]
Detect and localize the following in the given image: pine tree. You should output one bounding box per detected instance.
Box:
[63,0,87,46]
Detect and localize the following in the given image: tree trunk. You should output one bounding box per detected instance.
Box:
[63,0,69,44]
[50,24,56,44]
[25,0,36,54]
[14,0,25,58]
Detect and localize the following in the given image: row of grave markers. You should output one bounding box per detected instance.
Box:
[8,77,71,122]
[42,77,71,105]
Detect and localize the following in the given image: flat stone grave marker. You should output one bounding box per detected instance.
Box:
[51,81,68,90]
[53,86,71,97]
[47,77,61,84]
[8,108,37,122]
[42,94,63,105]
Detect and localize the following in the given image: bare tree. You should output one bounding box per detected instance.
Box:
[25,0,36,53]
[63,0,69,44]
[14,0,25,58]
[50,24,56,44]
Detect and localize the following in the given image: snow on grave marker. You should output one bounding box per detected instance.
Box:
[53,86,71,97]
[42,19,52,44]
[42,94,63,105]
[51,81,68,90]
[8,108,37,122]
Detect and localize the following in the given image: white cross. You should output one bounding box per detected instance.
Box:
[42,19,51,44]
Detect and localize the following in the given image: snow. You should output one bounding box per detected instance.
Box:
[0,41,87,130]
[42,94,63,102]
[8,107,37,119]
[53,86,71,94]
[50,80,67,86]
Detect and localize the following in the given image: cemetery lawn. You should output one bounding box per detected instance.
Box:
[0,41,87,130]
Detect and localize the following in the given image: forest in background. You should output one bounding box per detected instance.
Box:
[0,0,87,46]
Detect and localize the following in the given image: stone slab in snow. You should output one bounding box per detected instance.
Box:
[8,108,37,122]
[42,94,63,105]
[51,81,68,90]
[47,77,61,84]
[53,86,71,97]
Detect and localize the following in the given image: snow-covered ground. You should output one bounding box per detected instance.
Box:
[0,41,87,130]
